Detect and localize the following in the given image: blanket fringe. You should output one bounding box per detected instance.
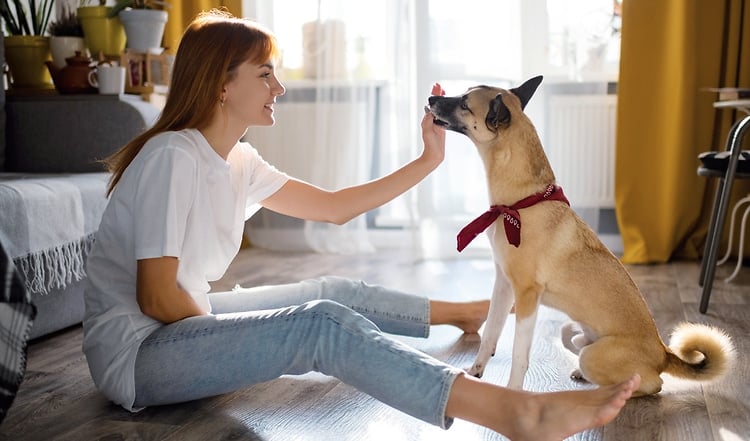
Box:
[14,233,96,295]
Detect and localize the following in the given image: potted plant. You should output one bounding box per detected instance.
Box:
[47,5,86,68]
[77,0,126,59]
[108,0,168,54]
[0,0,55,90]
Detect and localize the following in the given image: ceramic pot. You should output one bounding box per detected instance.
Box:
[45,51,97,95]
[4,35,53,89]
[50,36,87,69]
[77,6,126,58]
[119,9,168,53]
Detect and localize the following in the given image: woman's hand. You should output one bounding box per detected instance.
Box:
[421,83,447,166]
[137,257,207,323]
[262,83,450,225]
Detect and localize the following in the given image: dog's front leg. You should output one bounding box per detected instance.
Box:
[468,263,513,378]
[507,291,540,390]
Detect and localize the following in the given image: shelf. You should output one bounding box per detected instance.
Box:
[6,93,119,102]
[713,99,750,113]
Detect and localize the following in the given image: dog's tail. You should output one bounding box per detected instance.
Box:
[663,322,735,381]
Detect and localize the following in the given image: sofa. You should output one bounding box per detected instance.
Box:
[0,34,160,340]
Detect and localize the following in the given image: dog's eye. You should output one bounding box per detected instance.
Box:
[460,102,469,111]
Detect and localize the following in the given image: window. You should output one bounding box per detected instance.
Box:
[242,0,623,254]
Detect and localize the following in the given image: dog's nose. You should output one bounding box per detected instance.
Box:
[428,96,440,105]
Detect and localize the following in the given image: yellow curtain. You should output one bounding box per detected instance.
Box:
[616,0,750,264]
[162,0,243,53]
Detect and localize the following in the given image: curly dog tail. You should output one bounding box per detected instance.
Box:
[663,322,735,381]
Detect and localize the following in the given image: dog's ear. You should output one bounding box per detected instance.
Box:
[510,75,543,110]
[486,93,511,130]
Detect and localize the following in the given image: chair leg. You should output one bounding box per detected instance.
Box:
[699,179,726,287]
[700,177,735,313]
[724,201,750,283]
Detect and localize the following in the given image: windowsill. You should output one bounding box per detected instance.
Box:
[277,77,387,90]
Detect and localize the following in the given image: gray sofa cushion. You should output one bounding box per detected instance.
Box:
[5,95,158,173]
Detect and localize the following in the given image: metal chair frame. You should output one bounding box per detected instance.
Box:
[698,107,750,313]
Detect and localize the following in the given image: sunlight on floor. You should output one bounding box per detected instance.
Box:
[719,427,743,441]
[362,421,415,441]
[363,420,486,441]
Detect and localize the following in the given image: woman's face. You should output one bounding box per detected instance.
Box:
[223,58,285,126]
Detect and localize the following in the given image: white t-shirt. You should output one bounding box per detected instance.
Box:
[82,128,289,411]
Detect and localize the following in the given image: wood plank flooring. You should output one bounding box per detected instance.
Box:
[1,247,748,441]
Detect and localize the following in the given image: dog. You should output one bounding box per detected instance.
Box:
[426,76,735,396]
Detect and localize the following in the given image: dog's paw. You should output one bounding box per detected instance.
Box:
[570,369,588,383]
[467,364,485,378]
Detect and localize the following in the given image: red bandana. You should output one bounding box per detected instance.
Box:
[457,184,570,251]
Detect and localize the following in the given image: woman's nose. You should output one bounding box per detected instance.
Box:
[274,79,286,96]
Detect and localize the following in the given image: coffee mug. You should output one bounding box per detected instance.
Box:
[88,65,126,95]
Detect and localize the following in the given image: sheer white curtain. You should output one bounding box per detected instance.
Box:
[242,0,418,254]
[412,0,522,259]
[412,0,622,259]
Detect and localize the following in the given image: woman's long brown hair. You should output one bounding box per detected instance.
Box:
[104,9,280,195]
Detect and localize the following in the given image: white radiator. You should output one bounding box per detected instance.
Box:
[244,100,370,186]
[242,87,378,253]
[545,94,618,208]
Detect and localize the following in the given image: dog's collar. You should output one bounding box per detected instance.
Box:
[457,184,570,251]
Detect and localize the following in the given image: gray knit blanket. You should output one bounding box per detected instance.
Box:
[0,173,109,295]
[0,238,36,423]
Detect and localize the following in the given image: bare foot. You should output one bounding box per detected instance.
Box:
[452,300,490,333]
[445,373,640,441]
[430,299,490,333]
[504,374,641,441]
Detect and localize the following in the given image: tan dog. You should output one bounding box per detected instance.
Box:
[426,76,735,396]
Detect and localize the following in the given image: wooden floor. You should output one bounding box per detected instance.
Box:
[2,247,749,441]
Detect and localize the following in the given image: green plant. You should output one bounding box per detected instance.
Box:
[0,0,54,35]
[47,6,83,37]
[107,0,169,18]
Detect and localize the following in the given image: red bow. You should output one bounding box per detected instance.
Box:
[457,184,570,251]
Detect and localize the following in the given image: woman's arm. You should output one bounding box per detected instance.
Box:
[137,256,208,323]
[261,84,446,225]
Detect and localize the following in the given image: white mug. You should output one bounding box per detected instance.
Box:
[88,65,126,95]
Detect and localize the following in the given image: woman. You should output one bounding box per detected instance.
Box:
[82,9,639,440]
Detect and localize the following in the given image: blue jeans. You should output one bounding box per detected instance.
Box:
[133,276,461,428]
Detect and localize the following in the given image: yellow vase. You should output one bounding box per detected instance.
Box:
[77,6,126,59]
[4,35,53,89]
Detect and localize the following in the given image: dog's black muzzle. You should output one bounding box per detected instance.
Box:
[427,96,466,133]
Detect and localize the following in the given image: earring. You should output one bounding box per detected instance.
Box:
[220,97,225,107]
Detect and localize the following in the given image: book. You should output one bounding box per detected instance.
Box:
[705,87,750,101]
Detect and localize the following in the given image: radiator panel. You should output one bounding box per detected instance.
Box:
[546,94,617,208]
